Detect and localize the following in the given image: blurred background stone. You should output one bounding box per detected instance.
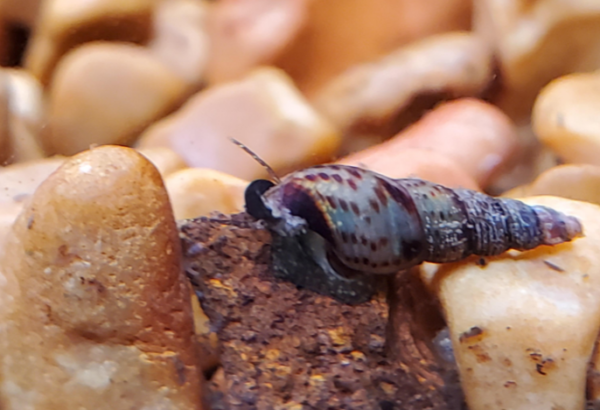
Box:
[276,0,472,95]
[533,71,600,166]
[421,197,600,410]
[137,67,340,180]
[312,32,494,146]
[44,42,187,156]
[0,0,42,27]
[205,0,308,85]
[149,0,209,87]
[475,0,600,120]
[504,164,600,206]
[24,0,155,85]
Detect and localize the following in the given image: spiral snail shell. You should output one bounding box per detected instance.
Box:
[245,164,583,276]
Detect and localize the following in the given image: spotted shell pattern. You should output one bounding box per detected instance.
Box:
[255,165,583,275]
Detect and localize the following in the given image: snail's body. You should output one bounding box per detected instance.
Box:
[246,164,583,275]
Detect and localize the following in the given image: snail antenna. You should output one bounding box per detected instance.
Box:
[231,138,281,184]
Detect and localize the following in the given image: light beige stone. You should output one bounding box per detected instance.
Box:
[165,168,247,220]
[0,0,42,26]
[24,0,155,85]
[312,32,493,135]
[503,164,600,206]
[136,146,187,178]
[0,145,203,409]
[138,67,340,180]
[3,69,46,164]
[0,156,65,205]
[339,147,479,190]
[474,0,600,119]
[0,201,21,253]
[372,98,518,187]
[533,71,600,165]
[205,0,309,84]
[0,156,65,252]
[276,0,472,95]
[45,42,187,156]
[149,0,209,86]
[421,197,600,410]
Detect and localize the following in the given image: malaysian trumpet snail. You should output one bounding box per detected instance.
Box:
[234,141,583,301]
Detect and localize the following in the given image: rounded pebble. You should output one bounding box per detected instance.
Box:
[421,196,600,410]
[0,145,203,409]
[45,42,187,156]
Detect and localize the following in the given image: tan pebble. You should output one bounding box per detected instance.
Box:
[0,201,22,253]
[590,337,600,407]
[311,32,493,133]
[501,183,531,199]
[421,197,600,410]
[505,164,600,206]
[190,290,220,373]
[276,0,472,94]
[0,156,65,251]
[205,0,308,84]
[0,145,203,409]
[149,0,209,86]
[0,0,42,26]
[0,71,10,164]
[136,146,187,177]
[45,42,187,156]
[190,291,210,336]
[3,68,47,164]
[339,147,479,190]
[0,156,65,204]
[383,98,519,187]
[533,72,600,165]
[138,67,340,180]
[24,0,154,85]
[165,168,247,220]
[491,139,560,197]
[475,0,600,119]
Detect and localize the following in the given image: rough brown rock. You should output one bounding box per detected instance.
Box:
[136,146,188,178]
[0,0,42,27]
[2,69,47,164]
[0,71,10,164]
[0,146,203,409]
[0,156,65,250]
[339,147,479,191]
[180,213,460,410]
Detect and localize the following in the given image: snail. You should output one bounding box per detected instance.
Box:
[234,140,583,278]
